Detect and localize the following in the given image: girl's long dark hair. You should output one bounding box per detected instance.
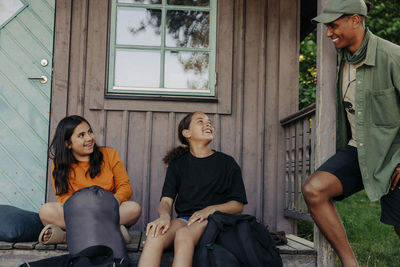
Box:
[162,112,194,164]
[49,115,103,195]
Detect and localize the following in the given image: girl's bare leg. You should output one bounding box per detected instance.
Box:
[138,219,186,267]
[39,202,65,228]
[38,202,65,242]
[119,201,141,226]
[172,220,208,267]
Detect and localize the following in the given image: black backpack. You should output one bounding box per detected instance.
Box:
[193,212,283,267]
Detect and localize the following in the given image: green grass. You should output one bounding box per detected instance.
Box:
[335,191,400,266]
[298,191,400,267]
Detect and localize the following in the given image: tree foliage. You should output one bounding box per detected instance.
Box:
[299,0,400,109]
[299,30,317,109]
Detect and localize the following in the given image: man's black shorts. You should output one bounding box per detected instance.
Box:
[317,145,400,227]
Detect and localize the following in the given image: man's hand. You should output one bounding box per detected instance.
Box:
[390,163,400,190]
[187,206,215,226]
[146,215,171,238]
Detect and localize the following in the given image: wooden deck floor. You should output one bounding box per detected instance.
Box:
[0,231,316,267]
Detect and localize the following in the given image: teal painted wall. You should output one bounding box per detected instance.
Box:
[0,0,55,212]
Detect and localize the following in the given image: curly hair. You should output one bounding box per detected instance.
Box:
[162,112,195,164]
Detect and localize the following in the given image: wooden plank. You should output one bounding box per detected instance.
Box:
[287,234,314,249]
[149,113,170,222]
[254,0,267,220]
[212,114,221,151]
[68,0,89,116]
[102,99,221,114]
[141,112,153,228]
[126,112,147,230]
[47,0,72,202]
[0,241,13,249]
[17,9,53,52]
[28,0,55,31]
[281,254,317,267]
[56,244,68,250]
[285,243,315,255]
[241,0,265,217]
[294,122,301,212]
[313,0,338,265]
[86,0,109,110]
[231,0,244,165]
[0,104,47,173]
[13,242,37,250]
[34,243,56,250]
[0,249,68,266]
[301,118,309,213]
[264,0,282,229]
[105,111,125,155]
[0,89,47,162]
[216,0,234,114]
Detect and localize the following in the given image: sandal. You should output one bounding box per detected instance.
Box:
[120,225,131,244]
[38,224,66,244]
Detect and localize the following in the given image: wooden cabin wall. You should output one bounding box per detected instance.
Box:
[49,0,299,233]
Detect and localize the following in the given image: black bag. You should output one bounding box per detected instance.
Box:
[193,212,283,267]
[64,186,127,259]
[18,245,131,267]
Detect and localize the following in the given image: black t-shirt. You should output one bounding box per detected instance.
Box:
[161,151,248,217]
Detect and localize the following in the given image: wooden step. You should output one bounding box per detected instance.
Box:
[0,231,316,267]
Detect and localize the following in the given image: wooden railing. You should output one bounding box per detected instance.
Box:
[280,104,316,222]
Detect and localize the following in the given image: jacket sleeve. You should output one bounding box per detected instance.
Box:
[108,149,133,203]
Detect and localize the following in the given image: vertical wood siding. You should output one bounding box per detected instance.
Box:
[50,0,300,233]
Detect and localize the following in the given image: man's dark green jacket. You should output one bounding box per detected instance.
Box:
[336,32,400,201]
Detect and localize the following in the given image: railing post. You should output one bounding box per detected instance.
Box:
[314,0,337,266]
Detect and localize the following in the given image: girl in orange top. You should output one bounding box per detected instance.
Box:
[38,115,141,244]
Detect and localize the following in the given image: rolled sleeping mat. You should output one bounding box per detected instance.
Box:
[63,185,127,259]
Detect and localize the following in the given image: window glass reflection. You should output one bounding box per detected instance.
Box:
[0,0,23,26]
[164,51,209,90]
[115,49,160,88]
[167,0,209,6]
[116,7,161,46]
[166,10,209,48]
[118,0,162,4]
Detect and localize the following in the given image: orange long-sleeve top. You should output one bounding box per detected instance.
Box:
[52,147,133,204]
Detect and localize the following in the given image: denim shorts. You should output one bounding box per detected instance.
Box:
[177,216,190,223]
[317,145,400,226]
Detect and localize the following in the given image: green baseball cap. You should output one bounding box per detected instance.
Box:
[312,0,367,24]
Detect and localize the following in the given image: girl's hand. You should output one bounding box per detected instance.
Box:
[146,215,171,237]
[188,207,215,226]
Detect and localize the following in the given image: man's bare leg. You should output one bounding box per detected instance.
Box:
[302,171,358,267]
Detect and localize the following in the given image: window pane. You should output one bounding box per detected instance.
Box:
[167,0,209,6]
[166,10,209,48]
[115,49,160,88]
[164,51,209,90]
[116,7,161,46]
[0,0,23,26]
[118,0,161,3]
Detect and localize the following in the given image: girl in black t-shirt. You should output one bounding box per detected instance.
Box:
[138,112,247,267]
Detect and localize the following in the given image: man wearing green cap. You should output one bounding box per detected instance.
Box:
[302,0,400,266]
